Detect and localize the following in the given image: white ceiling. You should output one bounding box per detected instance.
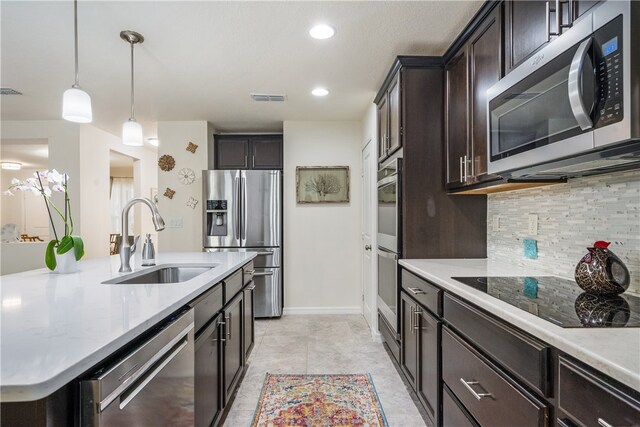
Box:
[0,139,49,169]
[1,1,482,138]
[109,150,135,169]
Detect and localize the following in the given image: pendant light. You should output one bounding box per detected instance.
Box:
[62,0,92,123]
[120,30,144,146]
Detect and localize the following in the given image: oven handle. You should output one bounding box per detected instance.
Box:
[377,248,398,260]
[568,37,594,131]
[377,175,397,188]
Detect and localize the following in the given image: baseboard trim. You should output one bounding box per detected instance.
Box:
[282,306,362,315]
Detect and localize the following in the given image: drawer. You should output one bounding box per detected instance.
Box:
[444,294,550,397]
[223,269,243,303]
[443,387,477,427]
[189,284,223,335]
[378,311,399,363]
[557,356,640,427]
[401,269,442,316]
[243,261,255,285]
[442,327,548,427]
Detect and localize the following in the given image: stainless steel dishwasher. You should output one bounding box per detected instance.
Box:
[80,308,195,426]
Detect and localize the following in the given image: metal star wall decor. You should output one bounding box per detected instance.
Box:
[186,142,198,154]
[163,187,176,199]
[186,196,198,209]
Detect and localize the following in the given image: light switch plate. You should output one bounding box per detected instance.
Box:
[168,218,183,228]
[528,214,538,235]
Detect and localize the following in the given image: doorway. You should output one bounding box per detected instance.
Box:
[361,140,376,332]
[109,150,134,255]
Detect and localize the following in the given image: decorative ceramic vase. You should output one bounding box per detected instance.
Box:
[575,241,630,295]
[574,292,630,327]
[53,250,79,274]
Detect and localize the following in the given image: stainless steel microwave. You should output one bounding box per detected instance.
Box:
[487,1,640,178]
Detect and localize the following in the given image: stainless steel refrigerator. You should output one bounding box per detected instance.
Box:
[203,170,282,317]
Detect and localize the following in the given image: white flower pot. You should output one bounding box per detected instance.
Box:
[53,250,79,274]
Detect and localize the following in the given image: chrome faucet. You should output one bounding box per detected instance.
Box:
[119,197,165,273]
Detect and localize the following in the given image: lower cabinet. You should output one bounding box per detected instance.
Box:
[223,292,244,405]
[243,282,255,360]
[400,291,441,426]
[443,387,477,427]
[195,313,223,427]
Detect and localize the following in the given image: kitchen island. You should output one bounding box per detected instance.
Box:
[0,251,256,416]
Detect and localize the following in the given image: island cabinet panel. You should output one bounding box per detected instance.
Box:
[195,313,223,427]
[444,294,551,397]
[557,356,640,427]
[401,292,419,386]
[442,327,549,427]
[416,306,441,425]
[243,282,255,360]
[443,387,477,427]
[223,292,244,405]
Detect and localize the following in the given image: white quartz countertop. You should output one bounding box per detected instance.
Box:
[399,259,640,392]
[0,251,256,402]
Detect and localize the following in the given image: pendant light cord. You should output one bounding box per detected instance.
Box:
[130,41,135,120]
[73,0,79,87]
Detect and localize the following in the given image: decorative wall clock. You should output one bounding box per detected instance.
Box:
[178,168,196,185]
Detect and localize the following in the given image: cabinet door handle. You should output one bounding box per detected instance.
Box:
[557,419,577,427]
[407,287,425,295]
[459,156,464,182]
[225,314,231,338]
[218,320,226,342]
[460,378,492,400]
[409,306,415,334]
[598,419,615,427]
[252,155,255,169]
[463,155,469,181]
[413,307,421,331]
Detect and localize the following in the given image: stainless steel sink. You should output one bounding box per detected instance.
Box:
[104,264,217,284]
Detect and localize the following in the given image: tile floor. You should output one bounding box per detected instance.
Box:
[222,314,429,426]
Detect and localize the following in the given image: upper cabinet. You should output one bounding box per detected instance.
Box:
[504,0,600,75]
[445,6,502,190]
[377,72,401,163]
[214,134,283,170]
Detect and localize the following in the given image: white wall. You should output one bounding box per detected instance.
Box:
[79,125,157,259]
[157,121,211,252]
[283,121,362,313]
[1,168,50,239]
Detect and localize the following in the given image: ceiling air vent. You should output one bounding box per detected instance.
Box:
[250,93,286,102]
[1,88,22,95]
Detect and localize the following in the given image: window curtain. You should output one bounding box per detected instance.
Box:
[110,177,134,234]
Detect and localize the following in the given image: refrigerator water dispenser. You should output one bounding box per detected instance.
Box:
[206,200,228,236]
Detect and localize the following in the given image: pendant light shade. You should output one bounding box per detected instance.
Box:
[122,119,143,146]
[120,30,144,146]
[62,86,92,123]
[62,0,92,123]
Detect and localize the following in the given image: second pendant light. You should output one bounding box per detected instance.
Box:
[121,30,144,146]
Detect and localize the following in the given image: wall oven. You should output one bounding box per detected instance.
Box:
[487,1,639,178]
[377,158,402,253]
[377,157,402,337]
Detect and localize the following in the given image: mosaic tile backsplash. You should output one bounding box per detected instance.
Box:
[487,170,640,295]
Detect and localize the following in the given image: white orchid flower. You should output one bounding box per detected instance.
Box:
[25,177,38,187]
[52,184,66,193]
[29,186,41,196]
[3,190,14,196]
[43,187,52,197]
[47,170,64,184]
[10,178,21,185]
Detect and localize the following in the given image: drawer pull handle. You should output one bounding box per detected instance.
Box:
[598,419,615,427]
[245,269,256,274]
[409,306,415,334]
[407,287,425,295]
[414,307,421,331]
[460,378,492,400]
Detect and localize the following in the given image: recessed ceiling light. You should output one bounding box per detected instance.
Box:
[312,88,329,97]
[147,138,159,147]
[1,162,22,170]
[309,24,335,40]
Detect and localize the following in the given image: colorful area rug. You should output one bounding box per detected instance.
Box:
[252,373,388,427]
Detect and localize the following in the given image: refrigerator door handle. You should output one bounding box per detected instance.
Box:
[241,175,247,242]
[234,175,240,240]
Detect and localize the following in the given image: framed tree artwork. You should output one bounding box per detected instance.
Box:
[296,166,350,203]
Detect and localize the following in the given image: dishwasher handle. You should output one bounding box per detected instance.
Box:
[119,337,188,409]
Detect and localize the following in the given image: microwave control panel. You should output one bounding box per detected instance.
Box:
[594,14,623,128]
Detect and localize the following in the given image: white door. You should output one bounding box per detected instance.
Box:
[361,140,375,329]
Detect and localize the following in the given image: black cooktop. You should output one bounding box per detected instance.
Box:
[451,276,640,328]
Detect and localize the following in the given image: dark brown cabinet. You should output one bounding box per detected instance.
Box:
[243,283,255,360]
[504,0,554,75]
[195,313,223,427]
[400,290,441,426]
[445,6,502,190]
[214,134,282,170]
[377,72,401,162]
[223,293,244,405]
